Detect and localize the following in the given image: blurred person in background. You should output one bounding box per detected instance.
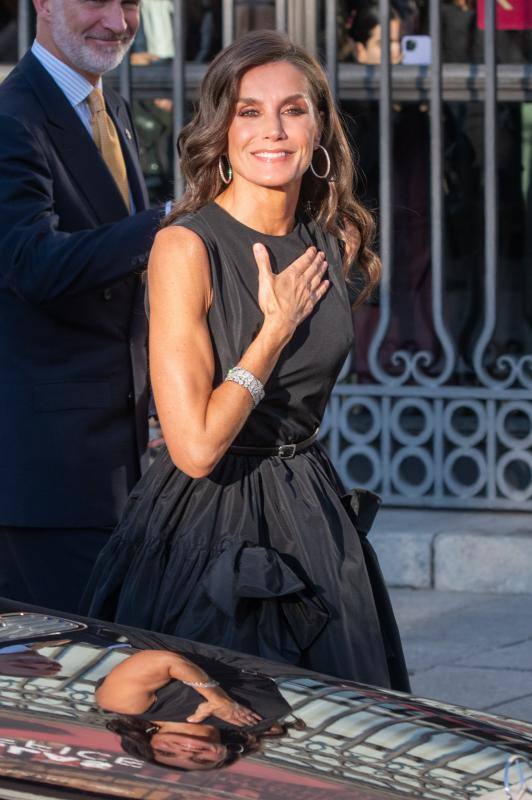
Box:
[441,0,530,364]
[131,1,222,203]
[343,2,436,378]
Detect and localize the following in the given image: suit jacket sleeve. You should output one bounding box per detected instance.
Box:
[0,113,161,304]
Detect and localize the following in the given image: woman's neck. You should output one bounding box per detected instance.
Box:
[216,181,300,236]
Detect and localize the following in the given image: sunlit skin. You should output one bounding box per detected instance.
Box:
[217,61,323,236]
[355,19,402,66]
[32,0,140,84]
[95,649,261,728]
[150,722,227,770]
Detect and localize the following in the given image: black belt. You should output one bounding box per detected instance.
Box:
[228,428,320,460]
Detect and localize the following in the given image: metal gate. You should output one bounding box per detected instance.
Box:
[14,0,532,509]
[321,0,532,509]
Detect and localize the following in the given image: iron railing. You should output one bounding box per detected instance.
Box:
[10,0,532,509]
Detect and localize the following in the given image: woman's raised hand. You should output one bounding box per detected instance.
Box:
[253,243,330,339]
[187,698,262,727]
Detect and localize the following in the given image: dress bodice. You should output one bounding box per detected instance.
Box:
[176,202,354,447]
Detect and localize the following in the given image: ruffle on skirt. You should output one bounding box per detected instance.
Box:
[82,445,410,691]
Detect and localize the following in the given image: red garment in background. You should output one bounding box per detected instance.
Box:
[477,0,532,30]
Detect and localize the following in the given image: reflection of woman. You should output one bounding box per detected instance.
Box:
[107,717,259,770]
[97,649,295,770]
[84,30,409,692]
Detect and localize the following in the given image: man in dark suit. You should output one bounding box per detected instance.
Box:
[0,0,163,612]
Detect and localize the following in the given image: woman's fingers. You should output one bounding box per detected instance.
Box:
[291,246,319,276]
[308,259,328,293]
[305,279,330,315]
[187,710,207,722]
[253,242,273,277]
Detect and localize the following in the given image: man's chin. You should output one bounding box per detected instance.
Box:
[75,43,130,74]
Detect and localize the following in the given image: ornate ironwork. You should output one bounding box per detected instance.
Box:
[317,0,532,510]
[321,359,532,509]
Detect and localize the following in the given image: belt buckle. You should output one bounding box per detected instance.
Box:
[278,443,296,459]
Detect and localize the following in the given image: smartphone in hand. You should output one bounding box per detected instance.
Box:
[401,35,431,65]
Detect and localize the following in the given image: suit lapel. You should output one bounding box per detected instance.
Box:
[105,89,149,212]
[19,53,134,224]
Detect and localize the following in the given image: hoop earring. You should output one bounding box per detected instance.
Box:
[218,155,233,184]
[145,725,159,734]
[310,145,331,179]
[226,743,245,754]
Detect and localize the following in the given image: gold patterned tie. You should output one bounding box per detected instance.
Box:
[87,88,130,211]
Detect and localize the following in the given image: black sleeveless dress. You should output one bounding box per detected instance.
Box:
[83,202,409,692]
[97,653,292,734]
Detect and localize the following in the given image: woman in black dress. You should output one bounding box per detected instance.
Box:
[83,30,409,692]
[97,649,294,770]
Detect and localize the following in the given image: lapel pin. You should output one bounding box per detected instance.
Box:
[125,128,133,140]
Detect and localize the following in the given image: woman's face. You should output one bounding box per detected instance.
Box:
[225,60,322,191]
[150,730,227,770]
[355,19,402,65]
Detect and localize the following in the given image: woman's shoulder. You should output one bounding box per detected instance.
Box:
[166,202,222,244]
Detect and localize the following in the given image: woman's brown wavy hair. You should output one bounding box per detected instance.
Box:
[165,29,380,304]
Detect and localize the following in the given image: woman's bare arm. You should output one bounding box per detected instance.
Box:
[95,650,260,725]
[148,225,328,477]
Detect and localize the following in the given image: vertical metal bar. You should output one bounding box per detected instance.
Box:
[305,0,318,56]
[433,398,443,499]
[368,0,393,382]
[427,0,455,385]
[484,0,498,305]
[486,399,496,501]
[325,0,338,100]
[378,0,391,276]
[18,0,32,58]
[118,54,132,105]
[173,0,186,198]
[222,0,234,48]
[472,0,498,386]
[276,0,288,32]
[381,396,391,497]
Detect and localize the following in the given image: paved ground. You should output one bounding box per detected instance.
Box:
[390,588,532,723]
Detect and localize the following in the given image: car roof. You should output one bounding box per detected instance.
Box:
[0,600,530,800]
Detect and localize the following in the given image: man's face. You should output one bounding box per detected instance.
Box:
[43,0,140,77]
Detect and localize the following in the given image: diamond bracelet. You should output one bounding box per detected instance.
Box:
[182,679,220,689]
[225,366,265,407]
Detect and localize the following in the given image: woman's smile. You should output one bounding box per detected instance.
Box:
[251,149,294,163]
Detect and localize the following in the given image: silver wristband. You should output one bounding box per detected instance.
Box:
[225,366,265,407]
[182,679,220,689]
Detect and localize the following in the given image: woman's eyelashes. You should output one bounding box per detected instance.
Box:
[236,105,308,117]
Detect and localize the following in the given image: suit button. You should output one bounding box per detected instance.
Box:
[102,288,112,301]
[128,391,134,401]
